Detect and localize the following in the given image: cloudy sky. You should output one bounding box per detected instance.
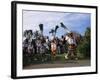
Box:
[23,10,91,38]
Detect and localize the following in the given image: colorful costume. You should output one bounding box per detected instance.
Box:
[65,33,77,59]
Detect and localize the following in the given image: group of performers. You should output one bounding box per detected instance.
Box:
[23,29,78,62]
[50,32,78,60]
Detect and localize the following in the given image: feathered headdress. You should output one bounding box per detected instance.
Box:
[60,22,71,33]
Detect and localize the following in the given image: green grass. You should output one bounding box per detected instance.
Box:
[23,53,90,67]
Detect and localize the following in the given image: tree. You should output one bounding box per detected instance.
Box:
[84,27,91,42]
[76,27,91,58]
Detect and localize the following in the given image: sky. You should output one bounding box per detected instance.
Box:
[23,10,91,38]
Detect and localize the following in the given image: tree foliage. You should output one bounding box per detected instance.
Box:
[76,27,91,58]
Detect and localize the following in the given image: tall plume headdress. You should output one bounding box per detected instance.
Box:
[39,24,43,35]
[60,22,71,33]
